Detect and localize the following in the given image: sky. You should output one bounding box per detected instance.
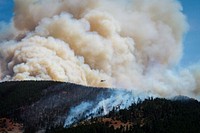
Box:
[0,0,199,67]
[0,0,13,22]
[178,0,200,66]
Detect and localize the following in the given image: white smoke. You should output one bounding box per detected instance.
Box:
[64,90,140,127]
[0,0,200,109]
[0,0,200,127]
[0,21,19,41]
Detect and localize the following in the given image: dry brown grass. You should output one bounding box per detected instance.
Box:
[0,118,23,133]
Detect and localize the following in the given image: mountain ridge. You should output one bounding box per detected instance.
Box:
[0,81,200,133]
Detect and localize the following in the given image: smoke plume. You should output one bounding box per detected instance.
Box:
[0,0,200,99]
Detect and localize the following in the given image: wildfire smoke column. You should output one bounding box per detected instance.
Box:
[0,0,199,98]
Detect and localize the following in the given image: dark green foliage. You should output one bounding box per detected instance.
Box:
[50,97,200,133]
[1,81,200,133]
[0,80,61,117]
[0,81,111,131]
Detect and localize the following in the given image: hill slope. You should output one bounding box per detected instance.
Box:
[0,81,111,132]
[1,81,200,133]
[53,97,200,133]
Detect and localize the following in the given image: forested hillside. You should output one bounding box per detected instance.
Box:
[51,97,200,133]
[1,81,200,133]
[0,81,110,132]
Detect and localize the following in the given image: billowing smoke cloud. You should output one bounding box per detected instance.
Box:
[0,0,200,99]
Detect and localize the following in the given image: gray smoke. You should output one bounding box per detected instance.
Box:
[0,0,200,125]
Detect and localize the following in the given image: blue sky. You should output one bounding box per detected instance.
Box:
[0,0,199,66]
[0,0,14,22]
[178,0,200,66]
